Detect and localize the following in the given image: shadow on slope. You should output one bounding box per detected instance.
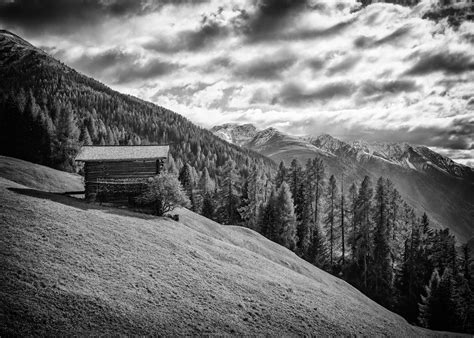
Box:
[7,187,156,220]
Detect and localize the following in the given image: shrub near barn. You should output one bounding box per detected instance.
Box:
[137,172,190,216]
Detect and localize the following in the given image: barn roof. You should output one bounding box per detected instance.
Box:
[75,145,169,162]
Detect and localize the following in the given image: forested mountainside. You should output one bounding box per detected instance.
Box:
[212,124,474,243]
[0,30,274,181]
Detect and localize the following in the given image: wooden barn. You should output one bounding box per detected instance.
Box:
[75,145,169,204]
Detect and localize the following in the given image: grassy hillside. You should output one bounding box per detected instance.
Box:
[0,156,83,192]
[0,157,445,336]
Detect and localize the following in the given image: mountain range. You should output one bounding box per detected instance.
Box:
[212,124,474,243]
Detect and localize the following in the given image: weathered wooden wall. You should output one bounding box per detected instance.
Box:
[84,159,166,203]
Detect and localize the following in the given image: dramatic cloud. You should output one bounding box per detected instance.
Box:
[0,0,206,33]
[115,58,178,83]
[277,81,356,106]
[1,0,473,166]
[72,48,137,75]
[66,48,177,84]
[326,54,360,75]
[143,7,235,53]
[243,0,308,40]
[355,79,420,103]
[407,50,474,75]
[233,51,297,79]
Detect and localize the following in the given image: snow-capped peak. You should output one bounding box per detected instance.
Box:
[210,123,258,146]
[211,123,473,180]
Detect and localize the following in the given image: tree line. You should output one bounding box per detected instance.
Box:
[175,157,474,334]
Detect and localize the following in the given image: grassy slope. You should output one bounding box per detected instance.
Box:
[0,156,83,192]
[0,157,445,336]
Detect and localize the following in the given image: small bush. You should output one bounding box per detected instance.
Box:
[136,172,190,216]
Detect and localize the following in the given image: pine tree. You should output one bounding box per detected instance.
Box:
[198,167,214,195]
[79,125,92,145]
[312,222,329,269]
[0,93,21,159]
[238,164,264,230]
[395,204,430,324]
[418,213,434,291]
[347,182,358,262]
[201,192,215,220]
[297,159,314,258]
[178,163,193,198]
[424,268,457,331]
[460,244,473,286]
[420,213,431,238]
[418,269,441,329]
[24,91,52,164]
[431,228,457,276]
[324,174,338,270]
[340,176,347,267]
[288,159,304,220]
[372,177,393,307]
[311,157,325,228]
[275,161,287,189]
[166,154,179,176]
[354,176,373,291]
[275,182,298,251]
[38,110,55,165]
[106,126,116,144]
[388,185,406,274]
[53,104,80,171]
[218,159,241,225]
[455,255,474,333]
[260,188,277,240]
[189,188,198,212]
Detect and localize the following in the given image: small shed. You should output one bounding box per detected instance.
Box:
[75,145,169,203]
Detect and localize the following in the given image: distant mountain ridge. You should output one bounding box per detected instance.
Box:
[212,123,474,243]
[212,123,473,180]
[306,135,474,181]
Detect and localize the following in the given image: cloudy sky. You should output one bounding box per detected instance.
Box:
[0,0,473,166]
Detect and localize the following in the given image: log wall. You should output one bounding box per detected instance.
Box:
[84,159,166,203]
